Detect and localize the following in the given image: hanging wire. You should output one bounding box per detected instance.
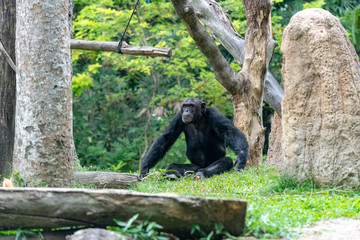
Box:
[117,0,141,54]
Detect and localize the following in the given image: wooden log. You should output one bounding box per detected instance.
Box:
[0,188,247,237]
[74,172,139,188]
[70,40,172,58]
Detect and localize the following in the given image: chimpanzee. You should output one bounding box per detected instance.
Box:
[140,98,249,179]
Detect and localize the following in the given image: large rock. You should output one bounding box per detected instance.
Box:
[281,9,360,188]
[66,228,130,240]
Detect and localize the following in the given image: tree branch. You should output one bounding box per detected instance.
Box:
[192,0,245,64]
[264,72,283,116]
[70,40,172,58]
[171,0,242,95]
[189,0,283,116]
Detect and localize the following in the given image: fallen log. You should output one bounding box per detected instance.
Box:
[70,40,172,58]
[0,188,247,237]
[74,172,139,189]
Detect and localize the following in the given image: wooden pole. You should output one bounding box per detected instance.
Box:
[70,40,172,58]
[0,187,247,237]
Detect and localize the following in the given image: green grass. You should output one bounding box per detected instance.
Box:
[130,166,360,239]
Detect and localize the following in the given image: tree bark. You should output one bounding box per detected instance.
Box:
[68,0,83,171]
[13,0,74,187]
[70,40,172,58]
[235,0,273,166]
[0,0,16,179]
[0,187,247,237]
[74,172,139,188]
[171,0,274,166]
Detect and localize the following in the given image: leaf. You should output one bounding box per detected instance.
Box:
[113,218,127,228]
[123,214,139,232]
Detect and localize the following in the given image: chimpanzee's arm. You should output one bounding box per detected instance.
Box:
[140,112,184,178]
[208,107,249,170]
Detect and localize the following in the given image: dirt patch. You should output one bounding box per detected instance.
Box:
[296,218,360,240]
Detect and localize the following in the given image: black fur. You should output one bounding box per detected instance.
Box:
[140,98,249,179]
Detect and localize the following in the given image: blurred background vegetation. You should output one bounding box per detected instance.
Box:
[72,0,360,173]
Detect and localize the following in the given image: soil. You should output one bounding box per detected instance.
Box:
[237,218,360,240]
[296,218,360,240]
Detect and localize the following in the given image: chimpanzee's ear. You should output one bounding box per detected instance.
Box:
[201,102,206,113]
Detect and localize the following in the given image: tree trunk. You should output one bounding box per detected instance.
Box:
[235,0,273,166]
[171,0,274,166]
[0,0,16,179]
[0,187,247,237]
[13,0,74,187]
[68,0,83,171]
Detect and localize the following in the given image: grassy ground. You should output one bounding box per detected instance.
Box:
[130,166,360,239]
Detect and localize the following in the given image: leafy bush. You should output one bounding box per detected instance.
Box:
[108,214,170,240]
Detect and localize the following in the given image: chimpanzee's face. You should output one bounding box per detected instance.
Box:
[181,98,205,124]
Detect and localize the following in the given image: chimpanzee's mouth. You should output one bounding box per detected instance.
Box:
[182,117,192,124]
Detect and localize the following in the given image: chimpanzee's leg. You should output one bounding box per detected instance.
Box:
[164,163,201,178]
[194,157,233,179]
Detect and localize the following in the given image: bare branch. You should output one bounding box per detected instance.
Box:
[70,40,172,58]
[192,0,245,65]
[266,39,278,69]
[264,72,283,116]
[171,0,241,94]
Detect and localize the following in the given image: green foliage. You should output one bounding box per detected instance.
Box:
[108,206,235,239]
[131,166,360,239]
[72,63,101,96]
[352,6,360,53]
[14,228,42,240]
[10,173,26,187]
[108,214,170,240]
[191,224,236,240]
[0,231,16,237]
[303,0,326,9]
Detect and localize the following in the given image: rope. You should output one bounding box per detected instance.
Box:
[117,0,141,54]
[0,40,16,72]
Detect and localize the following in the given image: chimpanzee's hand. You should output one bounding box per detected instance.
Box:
[139,170,149,179]
[235,156,246,171]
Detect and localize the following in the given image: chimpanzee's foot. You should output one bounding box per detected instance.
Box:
[163,163,201,180]
[194,171,205,180]
[200,157,233,178]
